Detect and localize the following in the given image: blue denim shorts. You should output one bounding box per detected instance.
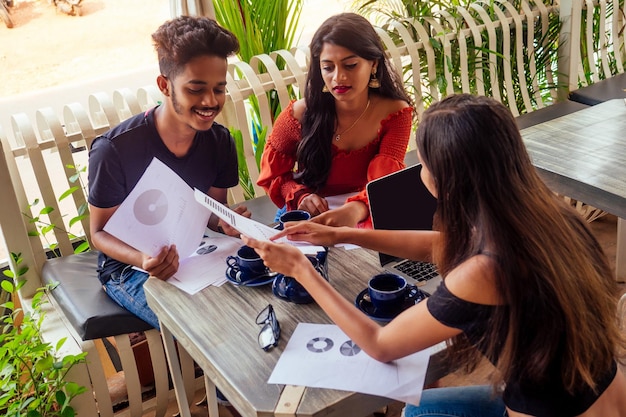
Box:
[103,265,160,330]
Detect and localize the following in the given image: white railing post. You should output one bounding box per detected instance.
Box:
[558,0,577,98]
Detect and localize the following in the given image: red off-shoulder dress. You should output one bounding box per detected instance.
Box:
[257,101,413,228]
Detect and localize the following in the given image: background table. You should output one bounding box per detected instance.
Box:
[520,99,626,281]
[145,247,449,417]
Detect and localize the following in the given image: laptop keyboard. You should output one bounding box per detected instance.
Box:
[394,259,439,282]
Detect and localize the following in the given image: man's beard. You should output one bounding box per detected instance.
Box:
[171,88,220,132]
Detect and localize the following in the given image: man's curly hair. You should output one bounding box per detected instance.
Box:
[152,15,239,79]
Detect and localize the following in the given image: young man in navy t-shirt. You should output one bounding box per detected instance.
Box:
[88,16,249,329]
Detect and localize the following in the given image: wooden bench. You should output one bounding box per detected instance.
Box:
[0,92,204,417]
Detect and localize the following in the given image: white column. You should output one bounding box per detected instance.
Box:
[169,0,215,19]
[557,0,580,99]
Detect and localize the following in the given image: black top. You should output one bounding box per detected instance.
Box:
[88,107,239,283]
[427,280,617,416]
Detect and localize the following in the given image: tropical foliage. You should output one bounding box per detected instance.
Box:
[213,0,303,64]
[213,0,303,199]
[352,0,562,113]
[0,253,87,417]
[351,0,476,25]
[577,0,624,85]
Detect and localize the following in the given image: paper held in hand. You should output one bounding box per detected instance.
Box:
[102,157,324,259]
[103,158,209,259]
[193,189,325,255]
[102,157,324,294]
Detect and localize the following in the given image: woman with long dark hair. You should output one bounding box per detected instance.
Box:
[257,12,413,228]
[245,94,626,417]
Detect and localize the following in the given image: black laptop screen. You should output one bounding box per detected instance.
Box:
[366,164,437,265]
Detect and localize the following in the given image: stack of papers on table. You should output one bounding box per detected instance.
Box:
[167,235,242,294]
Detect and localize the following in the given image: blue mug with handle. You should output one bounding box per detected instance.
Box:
[272,250,328,304]
[226,245,268,283]
[276,209,311,230]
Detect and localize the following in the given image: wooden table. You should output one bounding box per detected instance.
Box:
[144,247,449,417]
[520,99,626,281]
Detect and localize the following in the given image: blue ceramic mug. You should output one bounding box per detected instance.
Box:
[367,273,408,313]
[226,245,268,283]
[272,251,328,304]
[277,209,311,230]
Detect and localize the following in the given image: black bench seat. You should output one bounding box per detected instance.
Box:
[41,251,152,341]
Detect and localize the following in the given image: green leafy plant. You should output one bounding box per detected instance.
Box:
[214,0,303,65]
[0,253,87,417]
[23,163,90,255]
[352,0,474,26]
[214,0,303,198]
[577,0,624,86]
[353,0,562,113]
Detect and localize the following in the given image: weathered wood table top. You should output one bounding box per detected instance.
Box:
[520,99,626,219]
[145,247,448,417]
[520,99,626,281]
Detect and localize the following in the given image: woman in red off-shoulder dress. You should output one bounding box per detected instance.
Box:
[257,13,413,228]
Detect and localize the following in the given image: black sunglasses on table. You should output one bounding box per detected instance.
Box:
[256,304,281,351]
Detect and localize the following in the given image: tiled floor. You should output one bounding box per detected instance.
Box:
[145,214,621,417]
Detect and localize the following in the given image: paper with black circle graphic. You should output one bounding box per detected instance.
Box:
[268,323,431,406]
[104,157,209,259]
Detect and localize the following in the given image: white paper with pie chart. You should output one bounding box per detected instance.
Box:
[133,189,169,225]
[104,158,210,258]
[269,322,432,406]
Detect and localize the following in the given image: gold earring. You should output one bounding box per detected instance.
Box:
[368,68,380,89]
[322,84,329,93]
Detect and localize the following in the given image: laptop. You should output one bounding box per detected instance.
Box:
[366,164,442,296]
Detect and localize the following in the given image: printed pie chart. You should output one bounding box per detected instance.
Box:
[133,189,169,225]
[307,337,334,353]
[339,340,361,356]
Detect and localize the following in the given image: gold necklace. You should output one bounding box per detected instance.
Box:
[334,99,371,141]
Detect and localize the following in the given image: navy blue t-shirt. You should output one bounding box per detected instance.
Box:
[88,107,239,282]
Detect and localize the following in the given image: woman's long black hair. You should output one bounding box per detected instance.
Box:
[417,94,622,393]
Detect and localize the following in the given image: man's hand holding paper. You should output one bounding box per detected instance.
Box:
[141,244,179,281]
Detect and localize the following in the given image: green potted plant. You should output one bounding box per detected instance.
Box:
[0,253,87,417]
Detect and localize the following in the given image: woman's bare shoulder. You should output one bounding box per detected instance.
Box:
[445,255,503,305]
